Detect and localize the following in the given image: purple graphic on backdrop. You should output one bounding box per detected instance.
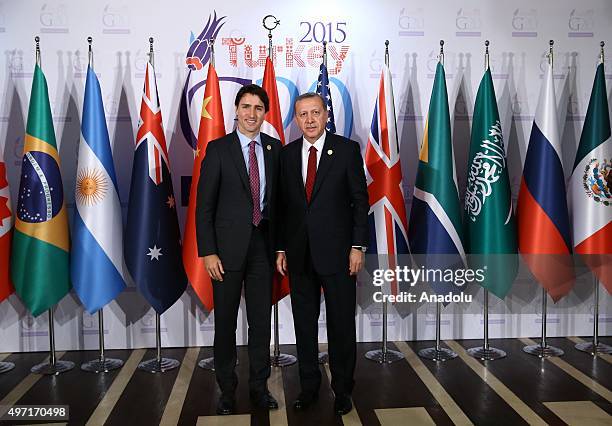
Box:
[180,12,251,149]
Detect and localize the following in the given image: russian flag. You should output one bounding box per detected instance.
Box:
[517,60,575,301]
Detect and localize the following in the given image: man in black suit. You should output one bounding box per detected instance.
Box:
[196,84,281,415]
[276,92,368,416]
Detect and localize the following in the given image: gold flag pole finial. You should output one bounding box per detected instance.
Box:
[35,36,41,66]
[87,36,93,68]
[322,40,327,67]
[149,37,155,67]
[385,40,390,67]
[548,39,554,67]
[485,40,490,70]
[439,39,445,66]
[207,38,215,67]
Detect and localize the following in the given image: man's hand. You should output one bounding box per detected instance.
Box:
[204,254,225,281]
[276,252,287,276]
[349,248,364,275]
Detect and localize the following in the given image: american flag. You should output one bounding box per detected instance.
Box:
[316,62,336,133]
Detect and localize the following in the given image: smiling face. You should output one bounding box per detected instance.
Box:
[294,96,328,144]
[235,93,266,138]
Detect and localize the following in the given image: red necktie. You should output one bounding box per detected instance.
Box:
[305,145,317,203]
[249,141,262,226]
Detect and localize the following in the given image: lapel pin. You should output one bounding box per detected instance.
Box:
[327,149,333,155]
[266,144,271,151]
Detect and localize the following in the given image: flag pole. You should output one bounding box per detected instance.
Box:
[79,36,123,374]
[467,40,507,361]
[418,40,457,363]
[575,41,612,357]
[263,15,297,368]
[522,40,565,359]
[365,40,404,364]
[318,40,329,365]
[197,37,220,371]
[136,38,180,373]
[28,37,73,375]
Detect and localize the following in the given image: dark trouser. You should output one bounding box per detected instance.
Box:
[212,225,272,396]
[289,244,356,396]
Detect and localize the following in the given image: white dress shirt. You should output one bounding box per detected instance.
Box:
[301,132,326,184]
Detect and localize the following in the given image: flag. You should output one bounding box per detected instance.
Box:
[183,63,225,311]
[11,64,70,316]
[261,56,290,304]
[72,66,129,314]
[408,61,465,294]
[365,63,409,296]
[126,62,187,314]
[568,62,612,293]
[517,61,575,301]
[316,62,336,133]
[464,67,518,299]
[0,160,13,302]
[261,57,285,144]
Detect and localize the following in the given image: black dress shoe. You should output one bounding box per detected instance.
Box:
[293,392,319,410]
[250,390,279,410]
[216,395,235,415]
[334,394,353,415]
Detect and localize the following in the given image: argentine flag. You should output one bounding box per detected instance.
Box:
[72,66,129,313]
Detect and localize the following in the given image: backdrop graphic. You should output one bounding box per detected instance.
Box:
[0,0,610,351]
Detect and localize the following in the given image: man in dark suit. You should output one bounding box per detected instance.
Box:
[196,84,281,415]
[276,93,369,416]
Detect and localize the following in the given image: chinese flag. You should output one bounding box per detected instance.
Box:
[183,64,225,310]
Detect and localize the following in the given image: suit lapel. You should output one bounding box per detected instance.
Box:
[311,134,335,202]
[262,134,273,203]
[290,139,307,206]
[228,132,250,194]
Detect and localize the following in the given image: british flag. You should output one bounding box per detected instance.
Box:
[135,66,169,185]
[365,64,409,295]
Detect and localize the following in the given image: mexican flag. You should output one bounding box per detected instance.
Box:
[569,62,612,293]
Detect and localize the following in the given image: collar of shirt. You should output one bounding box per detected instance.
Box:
[237,129,261,149]
[302,131,326,155]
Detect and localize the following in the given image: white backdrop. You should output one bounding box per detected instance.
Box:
[0,0,610,352]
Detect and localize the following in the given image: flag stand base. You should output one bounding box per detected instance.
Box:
[318,352,329,364]
[81,357,123,373]
[523,289,563,358]
[365,349,404,364]
[418,347,457,361]
[467,346,506,360]
[138,357,180,373]
[198,357,214,370]
[0,362,15,374]
[31,360,75,375]
[523,344,564,358]
[575,342,612,356]
[271,353,297,367]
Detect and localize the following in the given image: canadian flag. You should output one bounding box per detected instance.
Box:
[0,161,14,302]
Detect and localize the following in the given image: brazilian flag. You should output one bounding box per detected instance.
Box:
[11,64,71,316]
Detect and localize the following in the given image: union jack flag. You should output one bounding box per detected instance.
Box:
[135,66,170,185]
[316,62,336,133]
[365,64,409,295]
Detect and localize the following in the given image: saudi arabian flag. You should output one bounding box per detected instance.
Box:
[569,62,612,294]
[11,64,71,316]
[464,68,518,299]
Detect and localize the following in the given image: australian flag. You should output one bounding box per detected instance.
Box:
[125,62,187,314]
[316,62,336,133]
